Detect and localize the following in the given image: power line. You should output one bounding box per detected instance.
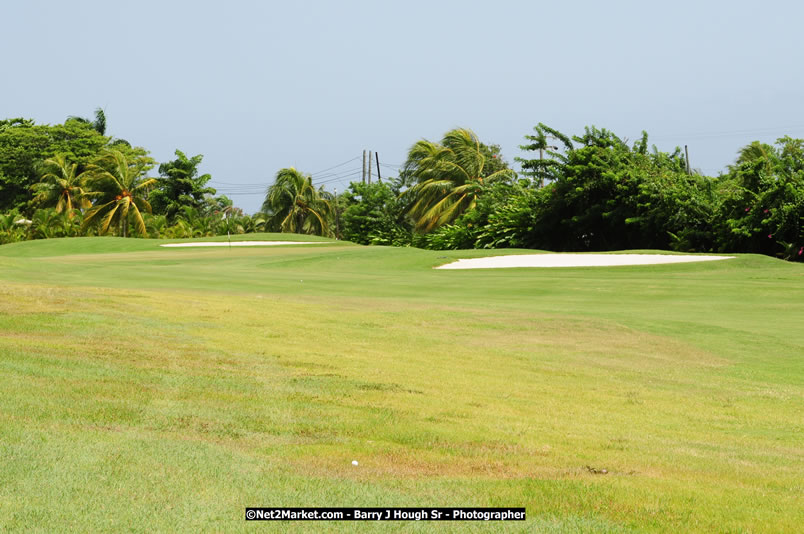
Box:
[310,156,360,176]
[211,154,405,197]
[312,166,364,180]
[210,157,364,192]
[312,172,363,186]
[316,171,362,186]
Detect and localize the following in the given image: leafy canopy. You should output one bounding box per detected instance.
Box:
[0,118,109,211]
[149,150,216,221]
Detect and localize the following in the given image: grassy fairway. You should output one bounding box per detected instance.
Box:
[0,235,802,532]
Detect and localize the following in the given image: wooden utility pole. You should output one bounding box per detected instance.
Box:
[334,187,340,239]
[362,150,367,183]
[685,145,691,175]
[375,152,381,181]
[367,150,373,184]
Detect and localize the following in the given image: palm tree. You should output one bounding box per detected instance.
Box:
[82,150,156,237]
[176,206,216,237]
[29,208,70,239]
[165,219,192,239]
[403,128,515,232]
[735,141,776,166]
[68,107,107,135]
[239,213,266,234]
[262,168,332,236]
[32,155,93,216]
[144,213,169,238]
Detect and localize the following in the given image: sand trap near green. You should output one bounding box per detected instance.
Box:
[437,253,735,269]
[160,241,328,247]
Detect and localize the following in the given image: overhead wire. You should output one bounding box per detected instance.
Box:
[209,159,376,197]
[310,156,360,175]
[316,173,362,186]
[312,166,364,180]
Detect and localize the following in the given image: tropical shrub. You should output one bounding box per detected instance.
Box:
[0,211,28,244]
[341,180,411,245]
[510,126,719,252]
[416,180,526,250]
[713,137,804,260]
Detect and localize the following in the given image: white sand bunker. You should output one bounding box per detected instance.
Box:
[160,241,327,248]
[437,253,735,269]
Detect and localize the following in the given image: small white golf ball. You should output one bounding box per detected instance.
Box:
[352,460,359,466]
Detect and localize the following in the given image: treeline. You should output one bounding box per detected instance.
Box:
[0,111,243,242]
[1,112,802,261]
[333,126,803,261]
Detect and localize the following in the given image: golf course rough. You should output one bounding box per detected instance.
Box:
[0,234,801,533]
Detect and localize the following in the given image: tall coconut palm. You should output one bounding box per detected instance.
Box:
[262,168,332,236]
[82,150,156,237]
[403,128,515,232]
[32,155,93,216]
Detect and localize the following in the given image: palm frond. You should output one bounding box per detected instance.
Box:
[130,204,147,236]
[99,202,120,234]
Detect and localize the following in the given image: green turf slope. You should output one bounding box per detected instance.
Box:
[0,237,801,532]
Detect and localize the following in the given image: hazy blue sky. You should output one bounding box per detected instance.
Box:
[3,0,803,213]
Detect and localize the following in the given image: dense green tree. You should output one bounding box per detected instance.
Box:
[149,150,216,221]
[402,128,516,232]
[340,179,411,245]
[715,136,804,259]
[0,118,109,212]
[262,168,332,236]
[82,150,157,237]
[516,123,574,187]
[201,194,234,217]
[68,107,107,136]
[476,125,717,252]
